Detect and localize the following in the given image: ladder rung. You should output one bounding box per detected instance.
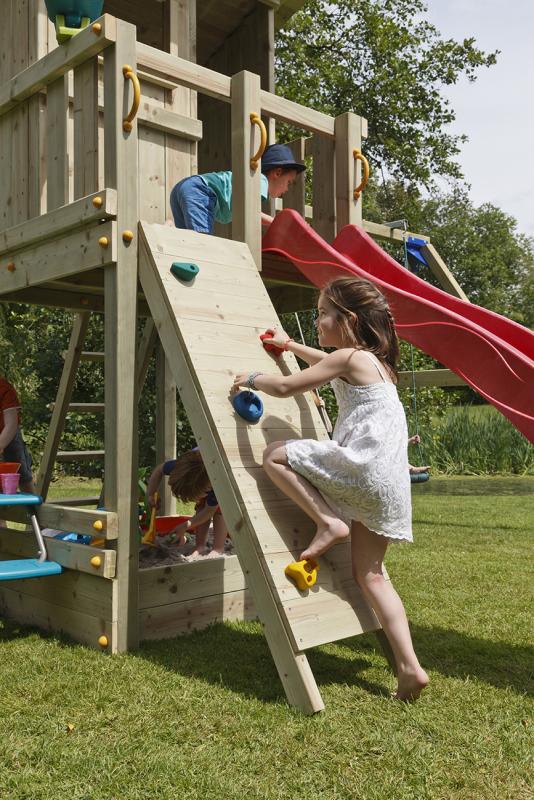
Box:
[61,351,105,362]
[56,450,105,461]
[48,403,105,413]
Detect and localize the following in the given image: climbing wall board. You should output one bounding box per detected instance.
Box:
[138,223,380,655]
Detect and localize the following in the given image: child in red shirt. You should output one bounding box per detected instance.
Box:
[0,377,35,492]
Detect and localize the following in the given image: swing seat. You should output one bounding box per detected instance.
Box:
[0,559,62,581]
[410,471,430,484]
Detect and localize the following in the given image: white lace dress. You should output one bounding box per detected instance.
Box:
[286,353,412,542]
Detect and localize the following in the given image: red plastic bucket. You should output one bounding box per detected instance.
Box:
[0,462,21,474]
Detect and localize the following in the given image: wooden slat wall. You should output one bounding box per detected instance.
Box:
[138,222,380,654]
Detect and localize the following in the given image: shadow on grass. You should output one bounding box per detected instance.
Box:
[140,622,389,704]
[140,619,534,704]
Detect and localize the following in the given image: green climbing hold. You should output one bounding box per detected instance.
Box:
[170,262,199,282]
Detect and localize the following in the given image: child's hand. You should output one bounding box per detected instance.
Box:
[147,493,160,509]
[262,324,291,350]
[230,374,249,395]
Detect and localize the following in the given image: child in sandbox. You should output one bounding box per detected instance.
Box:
[0,376,35,493]
[169,143,305,234]
[146,449,229,560]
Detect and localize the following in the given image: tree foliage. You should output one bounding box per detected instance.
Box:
[276,0,497,187]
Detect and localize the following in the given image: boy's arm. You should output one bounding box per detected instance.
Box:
[0,408,19,454]
[146,462,166,507]
[261,211,274,225]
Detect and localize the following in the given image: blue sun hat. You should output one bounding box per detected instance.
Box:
[261,144,306,175]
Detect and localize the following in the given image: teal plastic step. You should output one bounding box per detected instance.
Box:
[0,559,62,581]
[0,493,42,507]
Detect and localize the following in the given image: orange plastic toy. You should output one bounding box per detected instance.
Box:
[284,559,319,591]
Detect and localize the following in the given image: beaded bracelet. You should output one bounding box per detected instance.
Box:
[247,371,263,390]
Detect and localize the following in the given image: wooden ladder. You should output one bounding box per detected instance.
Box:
[36,312,164,507]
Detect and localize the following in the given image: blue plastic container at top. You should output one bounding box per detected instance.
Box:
[44,0,104,26]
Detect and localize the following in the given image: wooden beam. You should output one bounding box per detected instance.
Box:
[283,138,306,217]
[335,112,364,230]
[139,101,202,141]
[310,134,336,243]
[362,219,427,245]
[3,505,118,540]
[104,19,140,652]
[155,342,177,516]
[0,527,116,579]
[46,75,69,210]
[0,190,116,257]
[0,14,116,118]
[0,221,116,295]
[398,369,467,389]
[422,243,469,301]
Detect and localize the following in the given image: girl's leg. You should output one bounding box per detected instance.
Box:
[351,520,429,700]
[205,514,228,558]
[263,442,349,560]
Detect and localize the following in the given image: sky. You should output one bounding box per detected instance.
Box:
[423,0,534,238]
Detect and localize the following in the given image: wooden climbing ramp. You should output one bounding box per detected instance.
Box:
[138,222,383,713]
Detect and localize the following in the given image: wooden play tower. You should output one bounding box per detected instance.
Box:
[0,1,467,713]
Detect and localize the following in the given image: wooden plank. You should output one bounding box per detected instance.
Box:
[139,227,326,713]
[3,505,118,540]
[283,138,306,217]
[139,101,202,140]
[0,286,106,314]
[0,526,116,579]
[398,368,467,389]
[138,554,247,608]
[103,19,140,653]
[0,585,113,649]
[0,221,116,295]
[0,14,116,117]
[261,90,335,137]
[422,243,469,301]
[134,318,158,405]
[0,189,117,257]
[231,71,262,270]
[139,588,255,641]
[156,342,177,515]
[73,57,99,200]
[137,42,232,101]
[36,312,90,499]
[310,134,336,243]
[363,219,428,245]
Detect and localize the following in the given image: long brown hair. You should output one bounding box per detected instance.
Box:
[321,277,400,379]
[168,450,210,502]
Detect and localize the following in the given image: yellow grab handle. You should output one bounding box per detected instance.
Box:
[353,148,370,200]
[249,112,267,171]
[122,64,141,132]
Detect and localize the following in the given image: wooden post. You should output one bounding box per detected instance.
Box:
[309,134,336,243]
[231,70,262,269]
[334,111,365,231]
[103,20,140,652]
[283,138,307,217]
[155,341,177,515]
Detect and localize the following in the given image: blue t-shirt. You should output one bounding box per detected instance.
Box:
[200,171,269,225]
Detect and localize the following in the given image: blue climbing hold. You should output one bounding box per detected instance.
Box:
[232,391,263,423]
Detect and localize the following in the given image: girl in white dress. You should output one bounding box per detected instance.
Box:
[231,277,428,700]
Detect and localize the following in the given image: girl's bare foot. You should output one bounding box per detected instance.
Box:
[300,519,350,560]
[186,548,208,562]
[204,549,225,560]
[393,668,429,701]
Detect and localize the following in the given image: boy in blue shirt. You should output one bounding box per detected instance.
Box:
[170,143,306,234]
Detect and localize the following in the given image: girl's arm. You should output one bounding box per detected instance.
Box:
[146,462,166,507]
[176,501,218,536]
[262,326,326,366]
[261,212,274,225]
[0,408,19,453]
[232,349,358,398]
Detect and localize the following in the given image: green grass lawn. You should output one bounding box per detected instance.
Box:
[1,479,533,800]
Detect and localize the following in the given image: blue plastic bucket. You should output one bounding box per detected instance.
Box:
[44,0,104,27]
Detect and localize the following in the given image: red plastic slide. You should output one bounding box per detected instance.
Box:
[262,210,534,443]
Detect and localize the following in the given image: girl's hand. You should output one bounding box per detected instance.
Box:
[262,324,291,350]
[231,373,250,395]
[408,434,421,446]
